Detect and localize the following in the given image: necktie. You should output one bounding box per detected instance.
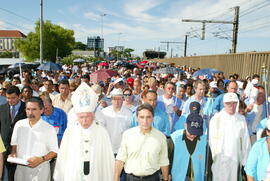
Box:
[11,106,16,121]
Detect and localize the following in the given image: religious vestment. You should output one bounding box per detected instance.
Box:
[209,109,251,181]
[170,129,207,181]
[54,122,114,181]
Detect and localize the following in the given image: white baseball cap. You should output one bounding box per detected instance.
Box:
[209,81,218,88]
[223,93,238,103]
[110,88,123,97]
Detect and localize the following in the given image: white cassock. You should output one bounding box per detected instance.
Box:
[209,109,251,181]
[53,122,115,181]
[11,118,58,181]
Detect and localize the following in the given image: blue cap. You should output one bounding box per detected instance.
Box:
[186,113,203,136]
[189,101,201,114]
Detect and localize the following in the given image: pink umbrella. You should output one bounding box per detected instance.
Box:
[90,69,118,83]
[98,62,109,67]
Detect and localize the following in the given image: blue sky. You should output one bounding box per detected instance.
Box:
[1,0,269,57]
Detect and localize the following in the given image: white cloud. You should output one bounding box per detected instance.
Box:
[0,21,6,29]
[123,0,164,23]
[84,12,100,21]
[56,22,68,29]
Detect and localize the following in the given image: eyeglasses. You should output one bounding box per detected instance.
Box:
[124,93,132,97]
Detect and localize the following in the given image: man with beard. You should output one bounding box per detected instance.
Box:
[9,97,58,181]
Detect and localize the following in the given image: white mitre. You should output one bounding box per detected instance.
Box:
[71,82,99,113]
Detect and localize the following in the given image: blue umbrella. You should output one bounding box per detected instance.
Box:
[153,67,185,74]
[37,62,63,71]
[8,63,26,69]
[193,68,222,78]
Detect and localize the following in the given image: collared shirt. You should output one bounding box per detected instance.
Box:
[245,137,270,181]
[182,95,207,117]
[10,101,22,119]
[116,127,169,176]
[41,107,68,141]
[10,118,58,181]
[52,94,73,114]
[99,105,132,153]
[11,118,58,159]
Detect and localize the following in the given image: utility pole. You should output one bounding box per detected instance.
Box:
[232,6,240,53]
[160,41,183,57]
[184,35,188,57]
[182,6,240,53]
[56,48,58,63]
[117,33,122,61]
[40,0,43,64]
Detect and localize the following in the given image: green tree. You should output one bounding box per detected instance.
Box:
[15,20,75,62]
[143,50,166,59]
[122,48,134,59]
[109,49,121,59]
[74,41,87,50]
[0,52,13,58]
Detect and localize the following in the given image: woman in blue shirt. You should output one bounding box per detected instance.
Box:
[245,121,270,181]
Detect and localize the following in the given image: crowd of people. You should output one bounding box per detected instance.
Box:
[0,60,269,181]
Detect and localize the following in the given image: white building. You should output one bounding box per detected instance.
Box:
[0,30,26,57]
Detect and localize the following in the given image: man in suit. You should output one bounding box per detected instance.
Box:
[0,86,26,181]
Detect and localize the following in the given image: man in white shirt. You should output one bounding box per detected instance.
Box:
[246,86,268,144]
[99,88,132,154]
[9,97,58,181]
[209,93,251,181]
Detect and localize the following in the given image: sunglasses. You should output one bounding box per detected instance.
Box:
[124,93,132,97]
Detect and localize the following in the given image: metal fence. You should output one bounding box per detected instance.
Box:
[156,51,270,81]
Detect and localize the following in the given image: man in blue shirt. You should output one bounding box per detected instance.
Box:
[41,96,67,145]
[213,81,238,113]
[131,90,170,136]
[156,82,182,133]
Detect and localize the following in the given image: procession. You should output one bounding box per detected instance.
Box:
[0,59,267,181]
[1,0,270,180]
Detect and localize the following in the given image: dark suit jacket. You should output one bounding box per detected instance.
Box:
[0,101,27,159]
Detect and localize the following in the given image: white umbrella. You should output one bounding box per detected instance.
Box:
[73,58,85,63]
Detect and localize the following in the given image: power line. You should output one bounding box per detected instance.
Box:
[0,7,34,23]
[240,1,270,18]
[0,19,33,32]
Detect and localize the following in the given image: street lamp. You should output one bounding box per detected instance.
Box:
[117,32,122,61]
[100,13,106,39]
[100,13,106,58]
[40,0,43,64]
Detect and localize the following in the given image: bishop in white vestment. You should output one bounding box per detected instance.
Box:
[53,82,115,181]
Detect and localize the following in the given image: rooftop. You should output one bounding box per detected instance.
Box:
[0,30,26,38]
